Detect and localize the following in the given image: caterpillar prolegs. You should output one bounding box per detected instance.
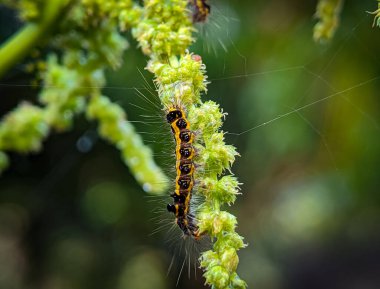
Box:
[166,107,200,239]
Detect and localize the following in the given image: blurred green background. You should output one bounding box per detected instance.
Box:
[1,0,380,288]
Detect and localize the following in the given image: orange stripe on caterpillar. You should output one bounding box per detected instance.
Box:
[166,107,200,239]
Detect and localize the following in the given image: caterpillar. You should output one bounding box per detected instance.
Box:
[189,0,210,23]
[166,107,200,239]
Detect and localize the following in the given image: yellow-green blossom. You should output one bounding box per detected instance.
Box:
[314,0,344,43]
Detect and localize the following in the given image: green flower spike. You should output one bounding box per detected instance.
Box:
[86,95,169,194]
[313,0,344,43]
[132,1,247,288]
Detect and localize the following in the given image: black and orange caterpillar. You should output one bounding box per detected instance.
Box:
[189,0,210,23]
[166,107,200,238]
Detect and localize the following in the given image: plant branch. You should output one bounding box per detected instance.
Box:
[0,0,69,79]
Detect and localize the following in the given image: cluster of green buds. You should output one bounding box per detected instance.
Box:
[133,0,247,288]
[189,91,247,289]
[132,0,194,57]
[0,103,48,153]
[0,102,48,173]
[313,0,344,43]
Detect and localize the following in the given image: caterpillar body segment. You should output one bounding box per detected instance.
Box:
[166,107,200,239]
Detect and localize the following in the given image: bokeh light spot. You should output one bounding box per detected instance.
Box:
[82,181,129,226]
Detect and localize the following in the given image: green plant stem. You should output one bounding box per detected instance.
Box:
[0,0,69,79]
